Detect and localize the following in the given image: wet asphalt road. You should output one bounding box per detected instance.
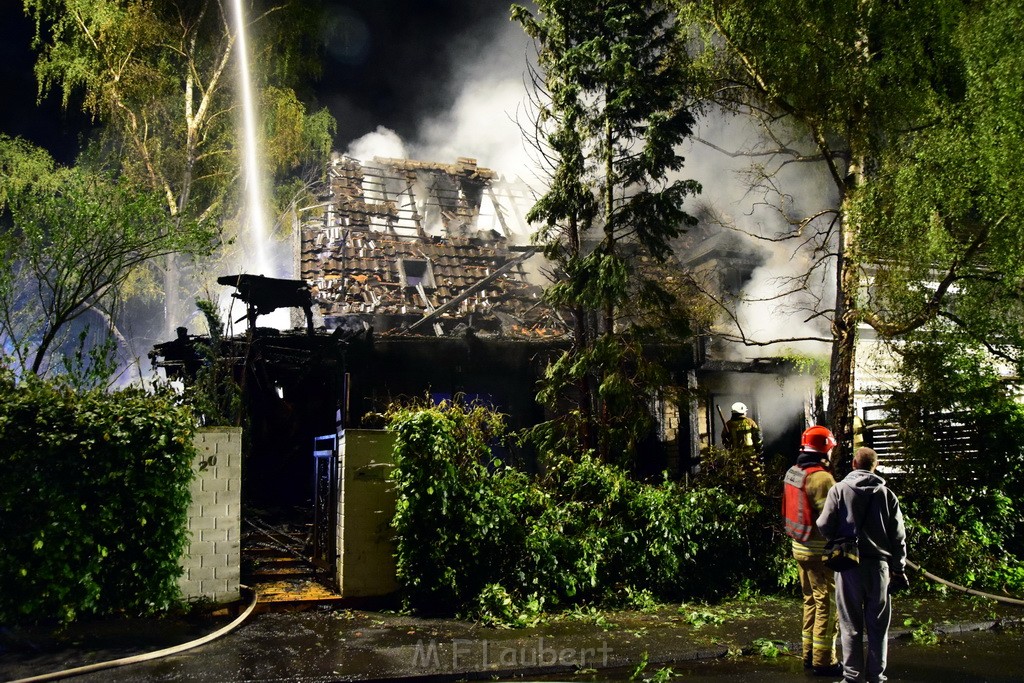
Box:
[4,597,1023,683]
[574,627,1024,683]
[6,621,1022,682]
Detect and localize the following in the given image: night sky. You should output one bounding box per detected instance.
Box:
[0,1,520,164]
[0,3,93,163]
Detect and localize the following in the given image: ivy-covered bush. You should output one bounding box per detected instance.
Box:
[0,370,197,626]
[389,401,784,620]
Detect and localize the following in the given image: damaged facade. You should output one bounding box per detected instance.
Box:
[676,217,818,461]
[151,153,817,599]
[154,156,580,514]
[153,154,815,485]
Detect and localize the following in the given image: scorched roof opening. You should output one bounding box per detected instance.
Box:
[399,258,436,289]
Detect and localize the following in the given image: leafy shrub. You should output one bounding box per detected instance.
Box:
[388,401,513,612]
[389,401,786,621]
[888,338,1024,593]
[0,370,196,626]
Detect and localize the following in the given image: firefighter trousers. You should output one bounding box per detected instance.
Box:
[796,554,838,667]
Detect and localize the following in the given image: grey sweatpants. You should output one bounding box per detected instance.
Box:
[836,559,891,682]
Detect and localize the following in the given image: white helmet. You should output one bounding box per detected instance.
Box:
[731,402,747,416]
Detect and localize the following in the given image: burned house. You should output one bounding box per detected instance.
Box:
[153,154,815,492]
[151,154,821,602]
[154,157,580,510]
[304,155,558,337]
[151,157,587,602]
[300,156,575,445]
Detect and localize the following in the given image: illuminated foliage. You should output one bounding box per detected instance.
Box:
[0,143,214,380]
[22,0,335,332]
[0,370,197,626]
[388,402,778,621]
[679,0,953,455]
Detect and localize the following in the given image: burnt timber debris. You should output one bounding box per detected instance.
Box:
[151,156,573,450]
[150,158,575,509]
[302,155,567,340]
[218,274,315,335]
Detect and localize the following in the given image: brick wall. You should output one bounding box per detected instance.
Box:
[179,427,242,603]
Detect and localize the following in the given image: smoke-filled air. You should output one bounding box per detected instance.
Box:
[343,18,838,365]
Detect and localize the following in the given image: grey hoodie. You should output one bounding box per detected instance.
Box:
[816,468,907,571]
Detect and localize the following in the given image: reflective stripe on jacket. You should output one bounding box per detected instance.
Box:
[724,416,762,451]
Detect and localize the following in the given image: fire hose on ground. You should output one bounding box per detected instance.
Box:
[8,585,258,683]
[906,559,1024,607]
[7,560,1023,682]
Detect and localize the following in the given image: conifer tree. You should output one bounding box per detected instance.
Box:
[513,0,701,461]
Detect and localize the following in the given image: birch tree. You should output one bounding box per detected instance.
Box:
[0,138,213,381]
[678,0,1024,463]
[23,0,334,337]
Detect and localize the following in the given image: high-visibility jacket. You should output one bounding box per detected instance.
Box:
[783,465,826,540]
[782,464,834,556]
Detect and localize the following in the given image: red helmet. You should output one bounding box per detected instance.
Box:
[801,425,837,454]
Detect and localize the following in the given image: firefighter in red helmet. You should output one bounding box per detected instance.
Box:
[800,425,837,456]
[782,425,841,676]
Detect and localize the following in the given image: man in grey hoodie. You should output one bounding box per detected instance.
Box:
[816,447,908,683]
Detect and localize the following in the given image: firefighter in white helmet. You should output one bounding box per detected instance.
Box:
[721,402,763,458]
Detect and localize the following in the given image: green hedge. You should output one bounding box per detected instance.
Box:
[389,402,783,622]
[0,371,197,626]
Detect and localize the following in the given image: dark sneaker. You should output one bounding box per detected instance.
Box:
[811,663,843,676]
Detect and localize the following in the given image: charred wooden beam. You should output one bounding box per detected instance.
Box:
[218,274,315,335]
[405,249,536,334]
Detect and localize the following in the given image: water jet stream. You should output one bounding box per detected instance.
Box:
[232,0,270,276]
[229,0,292,331]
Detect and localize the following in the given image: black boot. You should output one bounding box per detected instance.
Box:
[811,662,843,677]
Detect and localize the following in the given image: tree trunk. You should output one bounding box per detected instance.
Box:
[828,299,857,471]
[828,183,862,471]
[568,212,596,453]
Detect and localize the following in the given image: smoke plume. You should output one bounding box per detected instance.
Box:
[340,13,837,367]
[344,14,540,184]
[680,113,837,361]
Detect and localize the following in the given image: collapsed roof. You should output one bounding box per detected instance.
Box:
[300,156,568,340]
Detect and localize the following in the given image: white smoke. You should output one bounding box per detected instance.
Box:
[734,244,831,358]
[343,16,541,186]
[344,125,408,160]
[680,113,837,361]
[411,76,536,183]
[410,19,539,184]
[338,15,837,366]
